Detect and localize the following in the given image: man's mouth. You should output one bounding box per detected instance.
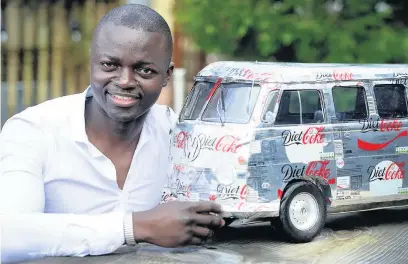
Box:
[107,93,141,107]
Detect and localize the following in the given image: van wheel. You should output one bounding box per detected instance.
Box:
[279,181,327,243]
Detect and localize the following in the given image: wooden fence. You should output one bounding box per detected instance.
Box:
[1,0,127,125]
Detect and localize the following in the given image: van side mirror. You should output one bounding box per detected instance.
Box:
[314,110,324,123]
[264,111,276,124]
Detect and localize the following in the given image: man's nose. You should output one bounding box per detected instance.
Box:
[116,67,137,89]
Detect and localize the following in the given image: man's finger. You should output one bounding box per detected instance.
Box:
[193,213,224,227]
[189,236,205,246]
[192,201,222,214]
[191,225,212,238]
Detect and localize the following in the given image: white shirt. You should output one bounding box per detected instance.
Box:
[0,88,176,263]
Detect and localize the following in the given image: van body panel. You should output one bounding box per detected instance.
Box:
[162,62,408,218]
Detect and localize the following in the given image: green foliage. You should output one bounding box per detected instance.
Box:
[175,0,408,63]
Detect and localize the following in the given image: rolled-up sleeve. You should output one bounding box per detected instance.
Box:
[0,117,125,263]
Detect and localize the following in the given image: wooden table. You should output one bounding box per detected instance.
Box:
[24,207,408,264]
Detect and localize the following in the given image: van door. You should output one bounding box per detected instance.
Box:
[328,83,373,201]
[364,82,408,197]
[250,84,337,203]
[329,82,408,202]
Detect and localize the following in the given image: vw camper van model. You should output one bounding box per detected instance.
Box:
[161,61,408,243]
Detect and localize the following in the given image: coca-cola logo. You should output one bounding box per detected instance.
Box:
[281,160,331,182]
[224,67,275,82]
[161,191,176,202]
[360,119,402,133]
[368,162,405,182]
[316,71,353,81]
[216,184,248,200]
[174,132,242,161]
[175,179,190,197]
[173,164,184,171]
[394,72,408,78]
[282,127,325,146]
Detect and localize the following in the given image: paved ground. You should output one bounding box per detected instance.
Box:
[24,207,408,264]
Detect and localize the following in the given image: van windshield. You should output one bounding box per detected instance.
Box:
[202,82,261,124]
[180,81,261,124]
[180,82,213,121]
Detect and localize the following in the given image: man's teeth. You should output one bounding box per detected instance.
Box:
[112,95,135,100]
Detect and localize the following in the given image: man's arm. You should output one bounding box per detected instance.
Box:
[0,117,125,263]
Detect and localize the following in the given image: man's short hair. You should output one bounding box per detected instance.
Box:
[93,4,173,54]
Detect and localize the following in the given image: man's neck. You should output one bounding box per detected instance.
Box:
[84,98,147,152]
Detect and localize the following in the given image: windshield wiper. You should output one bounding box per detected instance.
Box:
[216,84,226,126]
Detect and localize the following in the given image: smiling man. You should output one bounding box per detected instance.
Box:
[0,4,224,263]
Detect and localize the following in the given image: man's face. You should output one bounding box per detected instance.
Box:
[90,24,174,122]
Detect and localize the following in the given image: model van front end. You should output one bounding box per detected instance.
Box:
[161,78,281,218]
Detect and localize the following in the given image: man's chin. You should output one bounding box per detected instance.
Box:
[108,113,139,123]
[107,109,149,123]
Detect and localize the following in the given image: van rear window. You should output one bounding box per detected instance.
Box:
[332,86,368,121]
[373,84,408,118]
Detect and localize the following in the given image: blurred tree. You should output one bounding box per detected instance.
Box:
[175,0,408,63]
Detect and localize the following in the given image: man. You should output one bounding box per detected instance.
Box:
[0,4,224,263]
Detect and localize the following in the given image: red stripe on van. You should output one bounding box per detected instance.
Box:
[206,78,222,101]
[358,130,408,151]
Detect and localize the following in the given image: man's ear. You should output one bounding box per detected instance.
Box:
[163,62,175,87]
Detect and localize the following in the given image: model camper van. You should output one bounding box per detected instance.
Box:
[162,61,408,242]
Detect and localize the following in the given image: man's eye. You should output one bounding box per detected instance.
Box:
[101,62,117,69]
[137,68,154,75]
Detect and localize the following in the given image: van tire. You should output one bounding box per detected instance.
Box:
[279,181,327,243]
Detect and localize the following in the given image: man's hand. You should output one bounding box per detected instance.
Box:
[132,201,225,247]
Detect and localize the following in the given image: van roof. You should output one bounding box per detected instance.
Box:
[195,61,408,84]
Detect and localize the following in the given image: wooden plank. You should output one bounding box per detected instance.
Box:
[79,0,95,91]
[36,1,49,104]
[22,4,36,107]
[5,1,21,117]
[50,1,67,99]
[95,2,108,26]
[65,3,82,95]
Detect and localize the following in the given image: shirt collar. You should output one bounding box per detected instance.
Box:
[72,87,92,144]
[71,87,155,157]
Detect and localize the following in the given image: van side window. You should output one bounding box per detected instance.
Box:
[332,86,368,121]
[275,90,324,125]
[373,84,408,118]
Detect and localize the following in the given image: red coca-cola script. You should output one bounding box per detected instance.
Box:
[215,135,241,153]
[368,161,405,182]
[333,72,353,81]
[282,127,325,146]
[173,164,184,171]
[380,120,403,132]
[281,160,331,182]
[173,132,242,161]
[305,160,331,179]
[316,71,353,81]
[360,119,402,133]
[216,184,248,200]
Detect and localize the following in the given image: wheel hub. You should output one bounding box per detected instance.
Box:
[288,192,319,231]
